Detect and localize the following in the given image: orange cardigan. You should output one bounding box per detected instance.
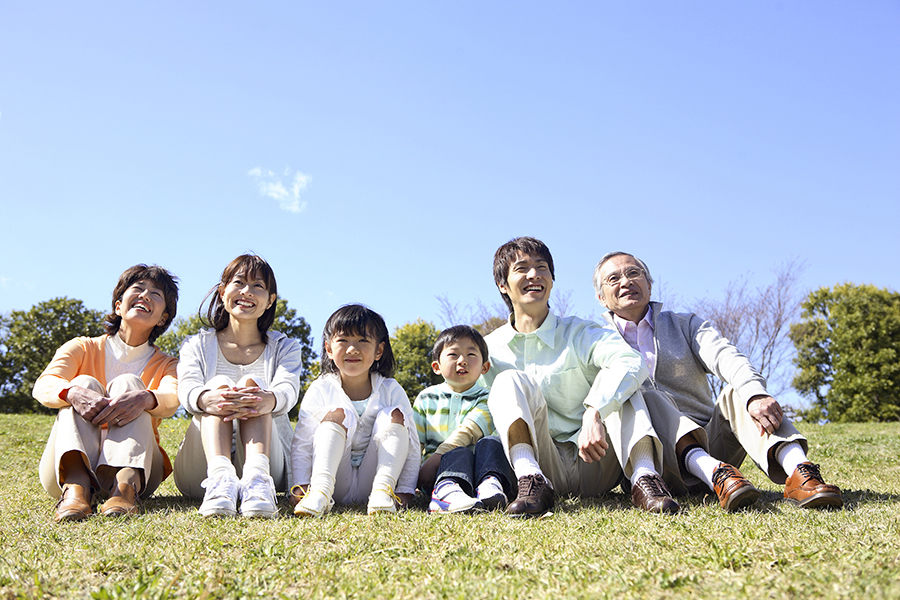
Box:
[33,335,179,480]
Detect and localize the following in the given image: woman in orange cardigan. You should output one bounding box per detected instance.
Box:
[33,264,180,522]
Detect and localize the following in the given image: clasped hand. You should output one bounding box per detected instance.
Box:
[67,385,154,427]
[201,386,275,422]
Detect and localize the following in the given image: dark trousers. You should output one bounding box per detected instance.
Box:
[433,436,514,496]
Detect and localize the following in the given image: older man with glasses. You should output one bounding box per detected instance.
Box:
[594,252,843,510]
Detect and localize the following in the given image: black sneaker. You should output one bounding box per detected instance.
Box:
[507,474,554,518]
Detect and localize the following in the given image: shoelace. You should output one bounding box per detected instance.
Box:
[636,475,670,498]
[242,475,272,501]
[374,485,402,506]
[517,474,544,497]
[712,464,739,489]
[796,462,825,484]
[204,474,239,499]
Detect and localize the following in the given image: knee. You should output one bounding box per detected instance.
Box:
[107,373,146,396]
[321,408,347,430]
[390,408,404,425]
[237,376,261,388]
[70,374,104,395]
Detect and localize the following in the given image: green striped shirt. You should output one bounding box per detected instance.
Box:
[412,382,493,458]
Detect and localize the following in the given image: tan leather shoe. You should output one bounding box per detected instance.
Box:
[54,484,92,522]
[712,463,761,511]
[631,474,680,514]
[784,462,843,508]
[100,482,140,517]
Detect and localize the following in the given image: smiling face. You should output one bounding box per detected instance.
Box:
[596,254,652,322]
[498,252,554,317]
[114,279,170,344]
[431,337,490,393]
[325,328,385,386]
[219,271,275,324]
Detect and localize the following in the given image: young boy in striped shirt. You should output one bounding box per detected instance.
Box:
[413,325,514,513]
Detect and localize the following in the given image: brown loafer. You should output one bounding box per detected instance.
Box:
[712,463,761,512]
[100,482,140,517]
[631,474,680,514]
[784,462,843,508]
[55,484,92,522]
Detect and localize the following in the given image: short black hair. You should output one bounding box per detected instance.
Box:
[321,304,395,377]
[105,264,179,345]
[493,237,555,314]
[431,325,489,365]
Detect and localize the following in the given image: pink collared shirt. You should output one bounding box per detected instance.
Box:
[612,310,656,377]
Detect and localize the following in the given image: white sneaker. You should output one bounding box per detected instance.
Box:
[239,472,278,518]
[429,480,483,514]
[293,487,334,518]
[367,486,401,514]
[476,476,508,510]
[199,472,239,517]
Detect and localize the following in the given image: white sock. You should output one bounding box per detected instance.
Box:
[683,446,720,491]
[629,438,659,485]
[207,455,237,480]
[775,442,808,477]
[242,453,270,480]
[309,421,347,499]
[371,422,409,493]
[509,443,542,479]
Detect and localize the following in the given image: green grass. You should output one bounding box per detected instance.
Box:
[1,415,898,599]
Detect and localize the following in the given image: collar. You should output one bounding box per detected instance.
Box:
[437,381,488,397]
[496,311,560,350]
[106,332,154,364]
[612,306,654,336]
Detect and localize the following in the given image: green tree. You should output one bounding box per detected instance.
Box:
[391,319,443,402]
[791,283,900,422]
[0,298,105,413]
[156,313,205,358]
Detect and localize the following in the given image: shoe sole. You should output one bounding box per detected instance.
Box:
[792,492,844,509]
[241,509,278,518]
[55,510,91,523]
[722,486,761,512]
[199,507,236,517]
[428,501,484,514]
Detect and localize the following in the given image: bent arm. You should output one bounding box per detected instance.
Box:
[32,338,92,409]
[582,326,649,420]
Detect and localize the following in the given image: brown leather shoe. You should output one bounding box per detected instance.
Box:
[712,463,761,511]
[631,474,680,514]
[54,484,92,522]
[507,474,554,518]
[100,482,140,517]
[784,462,843,508]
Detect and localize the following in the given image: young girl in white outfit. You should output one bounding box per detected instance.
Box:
[291,304,419,516]
[174,255,302,517]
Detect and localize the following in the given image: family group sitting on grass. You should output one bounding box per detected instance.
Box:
[35,237,843,523]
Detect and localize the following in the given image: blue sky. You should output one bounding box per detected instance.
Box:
[2,2,898,375]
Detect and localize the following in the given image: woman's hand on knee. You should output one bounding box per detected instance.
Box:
[65,385,110,422]
[94,390,156,427]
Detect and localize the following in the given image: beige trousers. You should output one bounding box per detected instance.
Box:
[39,374,164,499]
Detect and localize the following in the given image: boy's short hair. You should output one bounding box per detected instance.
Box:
[105,264,179,345]
[493,237,556,314]
[431,325,489,365]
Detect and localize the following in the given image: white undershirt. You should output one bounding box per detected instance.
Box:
[105,333,154,382]
[215,344,268,387]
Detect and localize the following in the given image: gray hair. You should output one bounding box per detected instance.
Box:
[592,252,654,299]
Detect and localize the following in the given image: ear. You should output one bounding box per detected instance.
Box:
[374,341,385,361]
[324,339,334,359]
[267,294,277,310]
[431,360,442,375]
[498,282,508,295]
[158,312,169,327]
[114,300,122,316]
[480,360,491,375]
[598,293,610,309]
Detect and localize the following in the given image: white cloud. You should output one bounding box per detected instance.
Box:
[248,167,311,213]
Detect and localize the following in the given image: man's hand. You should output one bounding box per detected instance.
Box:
[418,453,442,493]
[66,385,110,422]
[93,389,157,427]
[578,407,609,463]
[748,395,784,436]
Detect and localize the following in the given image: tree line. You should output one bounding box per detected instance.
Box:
[2,279,898,422]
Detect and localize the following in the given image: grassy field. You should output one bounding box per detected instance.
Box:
[0,415,898,599]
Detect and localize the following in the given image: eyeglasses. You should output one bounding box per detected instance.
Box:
[602,267,645,287]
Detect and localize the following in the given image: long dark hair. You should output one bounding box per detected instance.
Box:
[201,254,278,340]
[321,304,395,377]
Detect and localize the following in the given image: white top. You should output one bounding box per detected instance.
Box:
[105,332,154,382]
